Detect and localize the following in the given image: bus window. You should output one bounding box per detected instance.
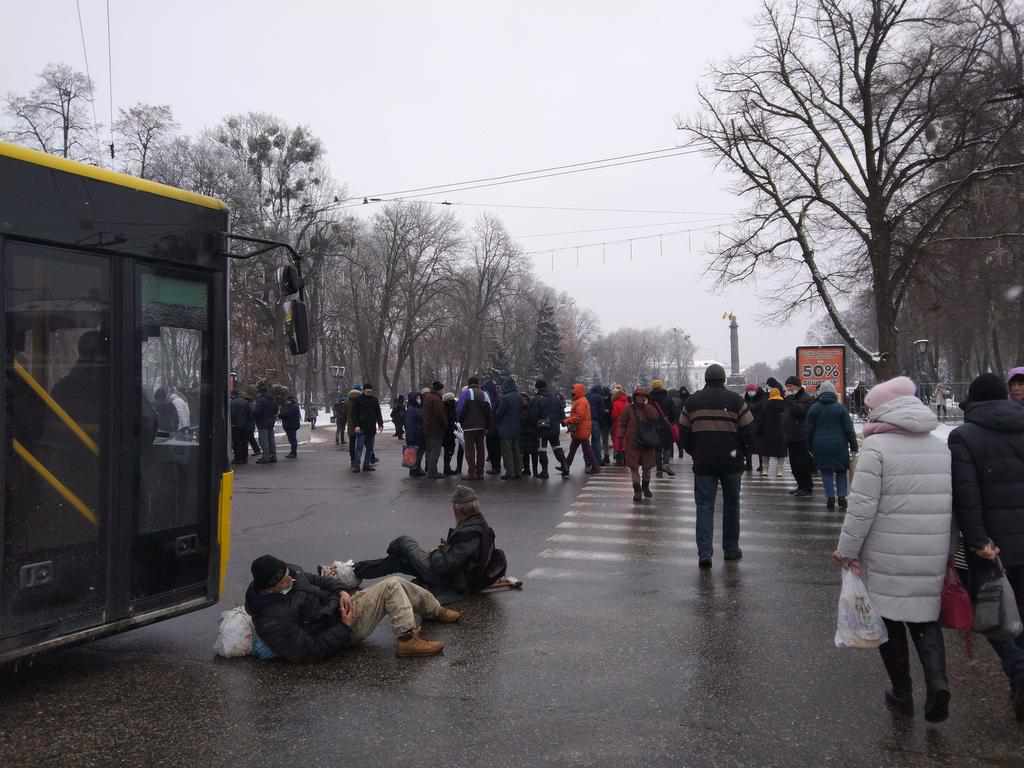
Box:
[133,271,211,599]
[2,242,111,636]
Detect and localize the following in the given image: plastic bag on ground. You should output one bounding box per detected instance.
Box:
[213,606,254,657]
[318,559,361,590]
[835,569,888,649]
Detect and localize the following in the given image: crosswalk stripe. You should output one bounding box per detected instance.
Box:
[547,533,827,555]
[555,520,836,540]
[537,548,764,569]
[569,498,842,518]
[562,510,841,530]
[524,567,625,581]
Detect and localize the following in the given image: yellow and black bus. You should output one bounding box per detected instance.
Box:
[0,142,305,664]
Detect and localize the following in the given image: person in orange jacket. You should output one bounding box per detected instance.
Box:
[563,383,598,474]
[610,385,629,465]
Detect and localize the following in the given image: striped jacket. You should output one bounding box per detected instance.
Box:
[679,384,755,474]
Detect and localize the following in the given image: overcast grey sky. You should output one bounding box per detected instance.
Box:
[1,1,813,367]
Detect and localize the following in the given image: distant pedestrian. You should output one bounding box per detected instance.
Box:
[392,394,407,440]
[1008,367,1024,404]
[616,387,660,501]
[679,364,754,569]
[422,381,448,479]
[229,390,253,465]
[564,383,598,474]
[586,384,609,468]
[805,381,858,510]
[784,376,815,496]
[610,385,628,466]
[351,384,384,473]
[758,387,788,477]
[306,404,318,430]
[456,377,494,481]
[483,379,503,475]
[344,389,360,465]
[332,394,346,447]
[649,379,677,476]
[744,384,761,471]
[949,373,1024,720]
[833,376,951,724]
[280,394,301,459]
[404,391,425,477]
[442,392,463,476]
[519,390,539,476]
[527,379,566,479]
[495,378,523,480]
[851,381,868,418]
[253,383,279,464]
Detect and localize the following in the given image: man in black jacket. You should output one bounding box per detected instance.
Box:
[528,380,569,479]
[949,373,1024,720]
[679,364,754,569]
[353,485,507,594]
[252,384,279,464]
[229,390,253,465]
[784,375,815,496]
[245,555,459,661]
[422,382,448,479]
[280,395,301,459]
[351,384,384,472]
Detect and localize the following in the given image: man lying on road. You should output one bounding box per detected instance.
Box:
[245,555,460,660]
[353,485,507,594]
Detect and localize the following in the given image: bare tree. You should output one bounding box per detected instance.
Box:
[680,0,1024,379]
[5,63,95,159]
[114,103,177,178]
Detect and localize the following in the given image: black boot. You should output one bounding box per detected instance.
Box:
[642,480,653,499]
[827,496,836,511]
[553,448,569,477]
[537,452,550,479]
[838,496,848,509]
[632,482,642,502]
[531,453,540,477]
[885,689,915,717]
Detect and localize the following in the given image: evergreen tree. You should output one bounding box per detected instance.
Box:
[530,299,563,384]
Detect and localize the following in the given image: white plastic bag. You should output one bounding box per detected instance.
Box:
[454,423,465,449]
[835,569,888,649]
[318,559,361,590]
[213,606,255,657]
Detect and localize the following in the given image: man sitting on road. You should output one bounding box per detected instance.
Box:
[353,485,507,594]
[245,554,460,660]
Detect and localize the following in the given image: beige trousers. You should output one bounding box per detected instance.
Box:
[348,576,442,643]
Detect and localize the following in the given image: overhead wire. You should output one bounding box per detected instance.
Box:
[515,218,727,239]
[74,0,102,164]
[521,220,733,256]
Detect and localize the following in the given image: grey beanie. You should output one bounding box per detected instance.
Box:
[452,485,478,505]
[818,380,836,395]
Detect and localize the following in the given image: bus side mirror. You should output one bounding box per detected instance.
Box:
[277,265,304,297]
[284,299,310,355]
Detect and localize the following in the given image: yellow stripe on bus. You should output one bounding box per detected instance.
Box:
[14,360,99,456]
[0,141,228,210]
[12,439,98,526]
[217,470,234,597]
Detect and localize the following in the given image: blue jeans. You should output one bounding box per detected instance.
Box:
[355,431,376,467]
[820,469,848,498]
[590,429,603,465]
[694,473,741,560]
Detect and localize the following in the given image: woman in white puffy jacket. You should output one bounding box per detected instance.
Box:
[833,376,952,723]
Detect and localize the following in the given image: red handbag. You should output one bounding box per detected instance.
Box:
[670,423,681,443]
[940,562,974,654]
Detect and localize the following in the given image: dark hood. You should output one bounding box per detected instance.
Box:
[965,399,1024,433]
[816,391,838,405]
[502,379,518,394]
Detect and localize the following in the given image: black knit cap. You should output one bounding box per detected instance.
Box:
[705,364,726,383]
[967,373,1008,404]
[535,379,547,391]
[251,554,288,591]
[785,375,802,387]
[468,376,480,386]
[432,381,444,391]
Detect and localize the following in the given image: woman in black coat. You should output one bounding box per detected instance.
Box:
[949,373,1024,720]
[757,387,788,477]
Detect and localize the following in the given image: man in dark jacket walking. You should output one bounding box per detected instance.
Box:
[252,384,279,464]
[244,555,458,660]
[949,373,1024,720]
[351,384,384,472]
[586,384,610,468]
[784,375,815,496]
[496,378,523,480]
[528,379,569,479]
[649,379,678,477]
[229,390,253,465]
[679,364,754,569]
[354,485,507,594]
[332,395,346,447]
[280,395,302,458]
[422,382,448,479]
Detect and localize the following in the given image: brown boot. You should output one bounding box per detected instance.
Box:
[396,629,444,657]
[431,607,463,624]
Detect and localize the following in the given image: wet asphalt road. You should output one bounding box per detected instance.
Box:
[3,427,1024,767]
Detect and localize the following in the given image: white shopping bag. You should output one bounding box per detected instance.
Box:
[318,559,361,590]
[213,606,255,657]
[835,569,888,649]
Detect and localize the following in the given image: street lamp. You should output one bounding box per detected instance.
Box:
[330,365,346,400]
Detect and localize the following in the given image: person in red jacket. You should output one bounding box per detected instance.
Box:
[563,383,598,474]
[610,385,628,465]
